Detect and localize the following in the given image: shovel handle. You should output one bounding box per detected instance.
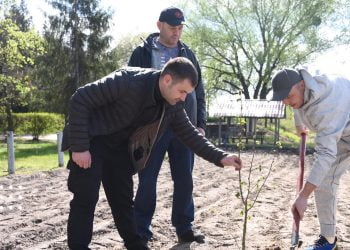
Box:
[291,132,307,247]
[298,133,306,192]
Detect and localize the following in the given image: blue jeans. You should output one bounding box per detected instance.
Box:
[134,129,195,240]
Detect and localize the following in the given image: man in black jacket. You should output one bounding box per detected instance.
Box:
[128,7,207,244]
[63,57,242,250]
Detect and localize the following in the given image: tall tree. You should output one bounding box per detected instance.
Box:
[102,33,149,73]
[183,0,349,99]
[0,19,44,130]
[0,0,14,17]
[2,0,38,114]
[4,0,32,32]
[35,0,112,114]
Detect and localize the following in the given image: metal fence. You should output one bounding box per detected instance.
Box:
[5,131,64,175]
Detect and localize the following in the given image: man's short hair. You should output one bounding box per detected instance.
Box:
[161,57,198,87]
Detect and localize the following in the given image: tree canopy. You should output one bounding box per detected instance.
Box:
[0,18,44,130]
[34,0,112,114]
[183,0,349,100]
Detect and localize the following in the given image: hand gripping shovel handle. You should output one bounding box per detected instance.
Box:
[291,133,306,248]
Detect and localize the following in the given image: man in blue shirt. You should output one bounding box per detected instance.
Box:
[129,7,206,244]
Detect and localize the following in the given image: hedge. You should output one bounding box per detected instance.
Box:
[0,113,65,140]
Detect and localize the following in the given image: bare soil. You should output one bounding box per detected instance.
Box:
[1,151,349,249]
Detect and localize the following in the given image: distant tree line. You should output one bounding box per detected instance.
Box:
[0,0,349,132]
[0,0,142,132]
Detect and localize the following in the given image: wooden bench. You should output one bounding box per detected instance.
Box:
[232,130,266,144]
[206,123,267,146]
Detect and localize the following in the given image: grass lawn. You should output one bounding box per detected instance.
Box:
[0,107,315,177]
[278,106,315,148]
[0,139,69,177]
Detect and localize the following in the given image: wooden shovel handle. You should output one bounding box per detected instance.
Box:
[298,133,306,192]
[291,132,307,247]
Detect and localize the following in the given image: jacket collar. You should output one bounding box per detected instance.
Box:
[146,70,163,106]
[142,32,186,54]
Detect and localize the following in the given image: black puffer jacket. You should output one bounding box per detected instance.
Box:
[62,68,226,167]
[128,33,206,129]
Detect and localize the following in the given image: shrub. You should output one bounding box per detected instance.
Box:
[0,113,65,140]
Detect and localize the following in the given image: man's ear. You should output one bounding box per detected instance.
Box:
[163,74,173,86]
[157,21,162,30]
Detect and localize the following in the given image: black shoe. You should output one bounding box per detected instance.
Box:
[140,238,149,247]
[178,230,205,244]
[140,237,150,250]
[125,238,150,250]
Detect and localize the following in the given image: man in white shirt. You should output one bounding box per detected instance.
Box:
[271,68,350,250]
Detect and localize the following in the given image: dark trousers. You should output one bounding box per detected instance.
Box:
[134,129,194,240]
[67,138,145,250]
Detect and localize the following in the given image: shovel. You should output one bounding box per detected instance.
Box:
[290,133,306,249]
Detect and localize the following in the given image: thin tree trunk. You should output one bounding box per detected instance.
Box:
[5,103,14,131]
[73,0,80,92]
[242,205,248,250]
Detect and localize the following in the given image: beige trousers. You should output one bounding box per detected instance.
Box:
[314,139,350,237]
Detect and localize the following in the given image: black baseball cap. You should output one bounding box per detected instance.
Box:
[271,69,303,101]
[159,7,185,26]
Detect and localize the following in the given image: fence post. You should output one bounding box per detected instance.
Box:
[57,131,64,167]
[7,131,15,174]
[218,119,222,146]
[274,118,280,144]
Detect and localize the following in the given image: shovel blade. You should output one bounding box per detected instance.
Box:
[291,230,299,246]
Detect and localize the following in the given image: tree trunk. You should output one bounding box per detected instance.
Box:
[73,0,80,92]
[242,206,248,250]
[5,104,14,131]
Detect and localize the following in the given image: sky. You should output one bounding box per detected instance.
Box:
[25,0,350,77]
[26,0,180,44]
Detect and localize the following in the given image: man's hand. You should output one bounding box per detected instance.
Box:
[197,127,205,136]
[291,194,308,220]
[291,182,316,220]
[296,125,309,136]
[72,151,92,169]
[220,154,242,171]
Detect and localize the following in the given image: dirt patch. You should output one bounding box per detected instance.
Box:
[1,151,349,249]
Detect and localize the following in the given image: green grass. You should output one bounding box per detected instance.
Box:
[244,106,315,149]
[0,139,68,177]
[278,106,315,148]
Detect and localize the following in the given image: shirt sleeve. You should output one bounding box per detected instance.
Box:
[68,72,125,151]
[306,109,348,186]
